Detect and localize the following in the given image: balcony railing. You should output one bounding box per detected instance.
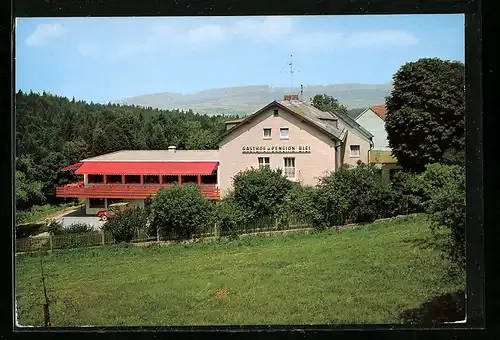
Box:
[56,183,220,200]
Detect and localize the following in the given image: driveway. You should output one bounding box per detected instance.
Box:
[52,208,106,230]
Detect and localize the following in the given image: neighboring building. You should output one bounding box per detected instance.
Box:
[354,105,403,180]
[353,105,390,151]
[57,95,374,212]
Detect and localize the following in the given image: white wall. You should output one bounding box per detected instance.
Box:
[356,109,390,151]
[85,198,145,215]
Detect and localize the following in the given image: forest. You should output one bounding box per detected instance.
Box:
[15,90,239,215]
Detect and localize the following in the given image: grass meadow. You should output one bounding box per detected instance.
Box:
[15,214,464,326]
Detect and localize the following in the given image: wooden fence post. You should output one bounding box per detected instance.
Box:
[49,233,53,251]
[101,229,105,245]
[215,222,220,238]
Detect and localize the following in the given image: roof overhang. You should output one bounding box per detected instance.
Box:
[74,161,218,175]
[60,162,83,172]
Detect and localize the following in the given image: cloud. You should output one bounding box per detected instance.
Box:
[288,29,417,50]
[104,17,417,58]
[346,30,418,48]
[233,16,293,42]
[185,24,228,44]
[26,23,66,46]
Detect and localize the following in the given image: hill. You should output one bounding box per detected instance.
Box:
[115,84,392,116]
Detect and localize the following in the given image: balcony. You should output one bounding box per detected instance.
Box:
[56,183,220,200]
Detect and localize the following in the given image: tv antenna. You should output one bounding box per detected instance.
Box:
[289,54,294,90]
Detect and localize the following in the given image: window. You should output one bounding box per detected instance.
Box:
[89,198,105,209]
[107,175,122,183]
[283,157,295,178]
[258,157,270,168]
[124,175,141,184]
[162,175,178,184]
[144,175,160,184]
[201,174,218,185]
[263,128,272,139]
[182,175,198,184]
[88,174,104,184]
[280,128,289,139]
[273,109,279,117]
[350,145,360,157]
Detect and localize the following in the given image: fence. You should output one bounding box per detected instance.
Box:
[15,215,311,253]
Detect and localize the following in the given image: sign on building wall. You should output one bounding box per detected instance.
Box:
[242,145,311,153]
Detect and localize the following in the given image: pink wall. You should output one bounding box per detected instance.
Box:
[342,130,371,167]
[218,106,338,196]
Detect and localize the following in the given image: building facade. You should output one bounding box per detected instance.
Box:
[57,96,374,213]
[354,105,390,151]
[353,105,404,180]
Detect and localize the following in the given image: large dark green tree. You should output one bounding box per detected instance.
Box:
[385,58,465,171]
[310,94,348,115]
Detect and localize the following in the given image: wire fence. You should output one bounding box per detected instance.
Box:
[15,215,311,253]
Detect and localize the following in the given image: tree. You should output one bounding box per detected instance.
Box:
[385,58,465,171]
[15,170,45,209]
[150,184,215,239]
[232,167,294,217]
[310,94,348,115]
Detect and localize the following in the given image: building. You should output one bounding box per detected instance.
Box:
[218,95,373,193]
[353,105,390,151]
[57,149,220,215]
[353,105,403,180]
[57,95,374,213]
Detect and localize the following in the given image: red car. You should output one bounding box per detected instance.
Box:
[97,202,129,221]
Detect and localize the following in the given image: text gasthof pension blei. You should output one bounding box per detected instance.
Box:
[242,145,311,153]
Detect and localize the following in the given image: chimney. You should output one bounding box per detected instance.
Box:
[284,94,299,101]
[168,146,176,153]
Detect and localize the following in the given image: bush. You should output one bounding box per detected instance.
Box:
[104,207,148,243]
[390,171,426,215]
[423,164,466,267]
[279,185,319,227]
[216,197,252,239]
[150,184,215,240]
[232,167,294,218]
[54,223,93,235]
[315,163,386,227]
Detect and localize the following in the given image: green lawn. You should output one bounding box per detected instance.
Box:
[15,214,464,326]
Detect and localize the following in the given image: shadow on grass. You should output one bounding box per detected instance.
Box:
[399,290,465,325]
[402,232,450,253]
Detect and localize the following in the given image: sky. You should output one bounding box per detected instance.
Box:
[15,15,464,104]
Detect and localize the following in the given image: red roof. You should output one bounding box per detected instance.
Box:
[74,162,218,175]
[369,105,387,120]
[60,162,83,171]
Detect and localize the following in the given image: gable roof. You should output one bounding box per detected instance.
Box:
[368,105,388,121]
[81,150,219,162]
[220,100,373,143]
[220,101,345,141]
[322,108,374,141]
